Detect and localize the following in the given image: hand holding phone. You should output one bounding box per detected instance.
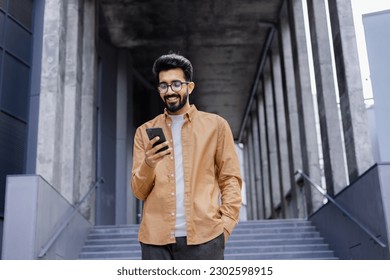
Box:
[146,127,169,153]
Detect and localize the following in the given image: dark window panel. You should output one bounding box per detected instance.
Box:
[5,18,32,64]
[0,112,26,214]
[9,0,32,30]
[0,50,2,81]
[0,0,6,10]
[0,53,30,120]
[0,11,4,47]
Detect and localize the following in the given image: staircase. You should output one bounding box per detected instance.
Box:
[225,219,337,259]
[78,219,338,260]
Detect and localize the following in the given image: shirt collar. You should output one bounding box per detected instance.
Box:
[164,105,197,122]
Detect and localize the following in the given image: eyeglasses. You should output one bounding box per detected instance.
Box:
[157,80,189,94]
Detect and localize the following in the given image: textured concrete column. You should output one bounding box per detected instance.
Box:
[328,0,374,180]
[278,10,302,218]
[271,41,291,217]
[79,0,98,222]
[61,0,84,202]
[116,50,130,224]
[251,111,264,219]
[37,0,98,212]
[248,127,259,220]
[236,144,248,221]
[126,65,137,224]
[306,0,348,195]
[243,139,254,220]
[264,58,282,213]
[288,0,322,213]
[257,86,272,218]
[36,0,67,189]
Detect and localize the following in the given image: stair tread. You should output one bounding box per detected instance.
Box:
[224,250,335,255]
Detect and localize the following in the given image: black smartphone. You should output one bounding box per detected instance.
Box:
[146,127,169,153]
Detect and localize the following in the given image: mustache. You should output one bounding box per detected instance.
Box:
[164,94,180,101]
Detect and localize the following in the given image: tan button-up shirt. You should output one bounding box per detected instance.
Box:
[131,105,242,245]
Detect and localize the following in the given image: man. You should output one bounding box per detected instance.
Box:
[131,53,242,260]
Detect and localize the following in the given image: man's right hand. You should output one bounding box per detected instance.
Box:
[144,137,171,168]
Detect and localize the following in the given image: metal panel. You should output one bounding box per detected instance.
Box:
[5,18,32,64]
[9,0,32,30]
[0,0,6,10]
[0,112,26,214]
[310,164,390,259]
[0,50,2,79]
[363,10,390,162]
[0,53,30,120]
[0,11,4,47]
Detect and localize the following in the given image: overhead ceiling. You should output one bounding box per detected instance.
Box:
[100,0,284,140]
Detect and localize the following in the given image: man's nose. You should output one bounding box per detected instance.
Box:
[167,85,176,94]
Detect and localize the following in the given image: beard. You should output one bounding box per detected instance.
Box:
[164,92,188,113]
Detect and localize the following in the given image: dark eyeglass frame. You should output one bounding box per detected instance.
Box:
[157,80,189,94]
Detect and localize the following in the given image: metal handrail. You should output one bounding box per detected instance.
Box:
[295,169,386,248]
[38,177,105,258]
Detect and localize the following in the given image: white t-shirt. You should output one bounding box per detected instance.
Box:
[169,114,187,237]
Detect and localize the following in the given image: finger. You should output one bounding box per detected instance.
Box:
[145,146,171,168]
[146,136,160,149]
[149,136,160,146]
[156,146,172,157]
[152,141,170,154]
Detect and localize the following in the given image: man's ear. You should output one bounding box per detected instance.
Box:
[188,82,195,94]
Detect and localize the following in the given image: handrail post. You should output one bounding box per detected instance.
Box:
[295,169,386,248]
[37,177,105,258]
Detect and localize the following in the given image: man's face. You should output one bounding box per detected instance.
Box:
[158,68,195,115]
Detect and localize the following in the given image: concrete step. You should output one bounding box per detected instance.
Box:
[227,237,327,247]
[232,225,317,234]
[81,244,141,252]
[229,231,321,240]
[85,238,139,246]
[225,250,336,260]
[225,244,330,254]
[79,251,141,259]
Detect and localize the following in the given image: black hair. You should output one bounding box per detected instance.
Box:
[152,52,193,82]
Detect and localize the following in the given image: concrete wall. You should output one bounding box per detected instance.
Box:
[363,10,390,163]
[2,175,92,259]
[309,164,390,259]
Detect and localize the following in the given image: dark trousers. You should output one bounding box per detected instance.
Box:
[140,233,225,260]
